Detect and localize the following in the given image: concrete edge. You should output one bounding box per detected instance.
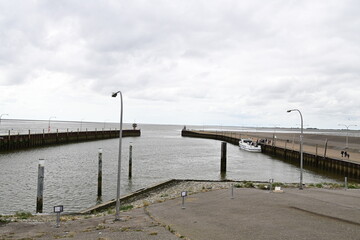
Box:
[79,179,180,214]
[78,179,276,214]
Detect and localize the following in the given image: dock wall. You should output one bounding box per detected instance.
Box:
[182,130,360,181]
[0,129,141,152]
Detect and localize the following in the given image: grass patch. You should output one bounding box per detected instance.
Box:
[257,184,268,190]
[272,182,284,187]
[0,218,10,224]
[233,183,244,188]
[348,183,360,189]
[15,211,33,219]
[120,205,133,211]
[244,181,255,188]
[315,183,323,188]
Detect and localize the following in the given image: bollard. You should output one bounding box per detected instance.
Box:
[221,142,227,173]
[36,159,45,213]
[129,145,132,178]
[98,148,102,197]
[269,179,274,192]
[231,183,234,199]
[345,177,348,190]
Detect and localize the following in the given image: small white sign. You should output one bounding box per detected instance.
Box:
[54,205,64,213]
[181,191,187,197]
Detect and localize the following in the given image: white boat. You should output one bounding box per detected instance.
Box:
[239,139,261,152]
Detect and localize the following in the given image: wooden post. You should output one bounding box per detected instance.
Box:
[221,142,227,173]
[98,149,102,197]
[129,145,132,178]
[324,139,328,158]
[28,130,31,147]
[8,130,10,150]
[36,159,45,213]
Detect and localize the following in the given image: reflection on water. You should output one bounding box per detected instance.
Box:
[0,124,347,215]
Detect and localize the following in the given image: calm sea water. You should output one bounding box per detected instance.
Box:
[0,120,347,214]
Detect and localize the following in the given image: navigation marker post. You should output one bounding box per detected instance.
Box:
[36,159,45,213]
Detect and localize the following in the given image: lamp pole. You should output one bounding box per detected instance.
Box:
[48,116,56,133]
[338,124,357,149]
[112,91,123,221]
[287,109,303,190]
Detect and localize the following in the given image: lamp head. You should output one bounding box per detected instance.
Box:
[112,92,118,97]
[287,110,292,113]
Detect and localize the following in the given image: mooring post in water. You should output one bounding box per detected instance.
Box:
[129,144,132,178]
[324,139,328,158]
[98,148,102,197]
[221,142,227,173]
[36,159,45,213]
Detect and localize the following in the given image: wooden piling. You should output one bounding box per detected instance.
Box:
[221,142,227,173]
[36,159,45,213]
[129,145,133,178]
[324,139,328,158]
[98,149,102,197]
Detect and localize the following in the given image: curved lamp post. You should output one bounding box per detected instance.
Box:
[48,116,56,133]
[338,124,357,149]
[287,109,304,190]
[112,91,123,221]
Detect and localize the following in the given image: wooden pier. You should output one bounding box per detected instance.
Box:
[0,129,141,152]
[182,129,360,181]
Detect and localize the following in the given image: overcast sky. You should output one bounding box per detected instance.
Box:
[1,0,360,129]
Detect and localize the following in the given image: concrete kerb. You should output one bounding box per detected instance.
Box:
[79,179,287,214]
[79,179,179,214]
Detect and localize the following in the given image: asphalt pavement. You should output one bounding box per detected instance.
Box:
[1,187,359,240]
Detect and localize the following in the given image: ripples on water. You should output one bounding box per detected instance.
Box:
[0,123,345,214]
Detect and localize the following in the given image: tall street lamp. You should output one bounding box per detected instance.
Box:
[338,124,357,149]
[287,109,304,190]
[112,91,123,221]
[48,116,56,133]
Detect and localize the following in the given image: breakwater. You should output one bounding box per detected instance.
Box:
[0,129,141,152]
[182,130,360,181]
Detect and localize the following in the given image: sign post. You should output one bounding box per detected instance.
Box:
[181,191,187,209]
[54,205,64,228]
